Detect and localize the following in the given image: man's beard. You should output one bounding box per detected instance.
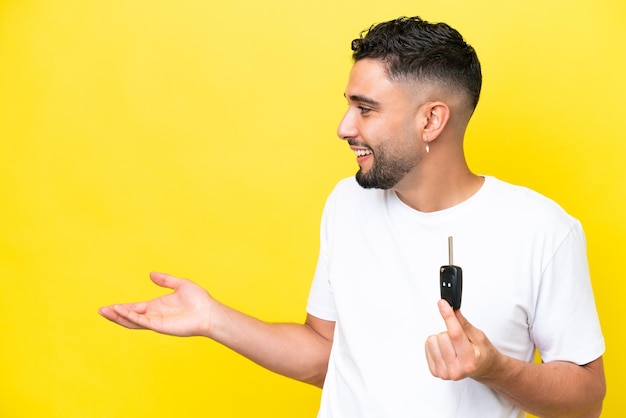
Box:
[355,144,417,190]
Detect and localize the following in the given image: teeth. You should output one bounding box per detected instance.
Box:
[354,149,372,157]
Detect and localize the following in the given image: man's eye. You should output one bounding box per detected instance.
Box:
[358,106,372,114]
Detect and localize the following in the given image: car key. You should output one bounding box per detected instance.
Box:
[440,236,463,310]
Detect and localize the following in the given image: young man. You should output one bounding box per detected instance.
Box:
[100,16,606,417]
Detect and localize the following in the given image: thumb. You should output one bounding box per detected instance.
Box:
[454,308,471,328]
[454,309,481,358]
[149,271,183,290]
[454,309,477,336]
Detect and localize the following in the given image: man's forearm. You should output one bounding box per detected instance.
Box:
[474,355,605,418]
[206,303,333,387]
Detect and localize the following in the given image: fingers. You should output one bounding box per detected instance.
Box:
[425,329,462,380]
[425,300,481,380]
[98,305,146,330]
[112,304,154,330]
[99,272,188,333]
[425,334,443,376]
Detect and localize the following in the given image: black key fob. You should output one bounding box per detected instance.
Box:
[440,265,462,310]
[440,237,463,310]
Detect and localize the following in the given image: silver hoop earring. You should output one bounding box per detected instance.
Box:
[424,135,430,154]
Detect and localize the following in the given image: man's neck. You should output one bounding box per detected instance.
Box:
[393,168,484,213]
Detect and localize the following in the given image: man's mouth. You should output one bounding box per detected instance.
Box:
[354,149,373,157]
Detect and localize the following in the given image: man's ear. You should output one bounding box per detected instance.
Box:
[420,101,450,144]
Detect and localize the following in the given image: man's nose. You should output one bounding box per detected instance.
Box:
[337,109,358,141]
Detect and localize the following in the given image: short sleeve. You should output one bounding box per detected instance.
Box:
[306,190,338,321]
[531,222,605,364]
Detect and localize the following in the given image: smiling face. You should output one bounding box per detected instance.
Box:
[337,59,426,190]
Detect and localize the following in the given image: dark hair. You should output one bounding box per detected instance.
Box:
[351,16,482,110]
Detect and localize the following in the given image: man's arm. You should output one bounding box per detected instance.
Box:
[99,272,335,387]
[476,355,605,418]
[425,300,606,418]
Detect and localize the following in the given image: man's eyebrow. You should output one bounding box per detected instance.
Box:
[344,93,380,107]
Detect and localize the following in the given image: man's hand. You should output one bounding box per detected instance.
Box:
[425,299,500,381]
[99,271,334,387]
[99,272,214,337]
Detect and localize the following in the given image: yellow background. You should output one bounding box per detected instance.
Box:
[1,0,624,416]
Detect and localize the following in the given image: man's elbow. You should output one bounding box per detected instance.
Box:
[582,358,607,418]
[305,373,327,389]
[299,359,328,388]
[568,361,606,418]
[582,383,606,418]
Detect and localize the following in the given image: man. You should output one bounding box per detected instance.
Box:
[99,16,606,417]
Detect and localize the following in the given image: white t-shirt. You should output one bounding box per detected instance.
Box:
[306,176,605,418]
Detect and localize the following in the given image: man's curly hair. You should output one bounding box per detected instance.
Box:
[351,16,482,110]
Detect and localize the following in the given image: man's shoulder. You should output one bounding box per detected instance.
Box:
[485,176,565,209]
[482,176,579,229]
